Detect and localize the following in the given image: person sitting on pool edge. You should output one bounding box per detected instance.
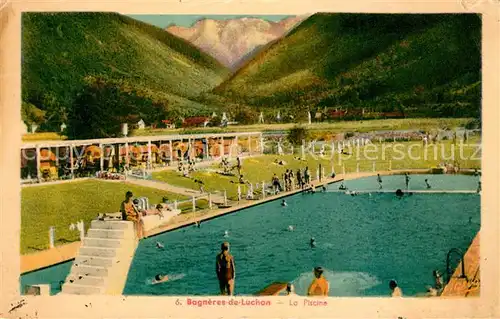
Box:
[389,280,403,297]
[120,191,146,239]
[307,267,329,296]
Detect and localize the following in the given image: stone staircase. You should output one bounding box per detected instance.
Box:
[61,220,138,295]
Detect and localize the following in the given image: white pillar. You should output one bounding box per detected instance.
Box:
[147,140,152,169]
[78,221,85,240]
[192,196,196,212]
[389,160,392,171]
[49,226,55,249]
[356,162,360,173]
[260,134,264,154]
[248,135,252,154]
[223,190,228,206]
[174,200,178,210]
[342,164,346,176]
[237,185,241,201]
[55,147,59,175]
[208,193,212,209]
[316,168,320,181]
[219,137,224,158]
[169,140,173,161]
[372,162,376,172]
[36,146,41,181]
[301,143,305,158]
[70,145,74,178]
[331,165,335,176]
[99,143,104,172]
[125,142,130,166]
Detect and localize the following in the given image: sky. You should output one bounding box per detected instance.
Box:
[127,14,291,28]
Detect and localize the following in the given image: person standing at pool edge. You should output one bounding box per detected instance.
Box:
[377,174,383,189]
[405,173,410,190]
[216,242,236,296]
[307,267,329,296]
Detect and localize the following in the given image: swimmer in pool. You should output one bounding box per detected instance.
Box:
[152,274,169,284]
[281,199,287,207]
[322,186,327,192]
[288,225,294,231]
[310,237,316,248]
[224,230,229,238]
[395,189,404,197]
[339,183,347,190]
[156,241,164,249]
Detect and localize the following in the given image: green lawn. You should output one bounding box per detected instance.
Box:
[21,180,188,254]
[153,139,481,199]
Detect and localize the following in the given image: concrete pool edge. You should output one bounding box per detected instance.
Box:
[21,168,477,274]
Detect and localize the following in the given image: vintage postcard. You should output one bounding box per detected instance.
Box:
[1,0,499,318]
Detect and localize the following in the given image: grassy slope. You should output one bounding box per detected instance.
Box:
[214,13,481,115]
[21,180,188,253]
[22,12,230,114]
[153,138,481,199]
[131,118,472,137]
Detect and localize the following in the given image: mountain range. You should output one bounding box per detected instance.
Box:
[21,12,481,138]
[166,16,306,70]
[213,13,481,119]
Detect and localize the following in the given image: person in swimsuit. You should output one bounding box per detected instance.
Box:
[377,174,383,189]
[389,280,403,297]
[152,274,169,284]
[215,242,236,296]
[307,267,329,296]
[120,191,145,239]
[425,179,431,189]
[405,173,410,190]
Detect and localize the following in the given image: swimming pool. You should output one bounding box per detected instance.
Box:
[122,174,480,297]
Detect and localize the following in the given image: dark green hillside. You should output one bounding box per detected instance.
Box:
[22,12,230,134]
[214,13,481,119]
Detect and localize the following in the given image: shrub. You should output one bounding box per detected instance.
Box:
[287,126,310,146]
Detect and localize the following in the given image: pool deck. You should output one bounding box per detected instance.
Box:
[20,168,471,274]
[441,232,480,297]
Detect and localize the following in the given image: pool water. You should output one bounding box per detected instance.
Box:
[19,261,72,295]
[123,174,480,297]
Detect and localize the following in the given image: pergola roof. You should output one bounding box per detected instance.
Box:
[21,132,262,149]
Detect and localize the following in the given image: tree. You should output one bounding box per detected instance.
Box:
[67,77,170,139]
[287,125,310,146]
[234,106,257,125]
[21,102,46,126]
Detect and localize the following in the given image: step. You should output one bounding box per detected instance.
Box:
[71,265,108,277]
[62,283,104,295]
[90,220,132,230]
[75,255,114,267]
[79,246,118,258]
[84,238,122,248]
[87,229,125,239]
[65,274,106,287]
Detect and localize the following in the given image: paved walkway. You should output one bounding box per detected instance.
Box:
[123,178,226,203]
[441,232,480,297]
[20,168,475,275]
